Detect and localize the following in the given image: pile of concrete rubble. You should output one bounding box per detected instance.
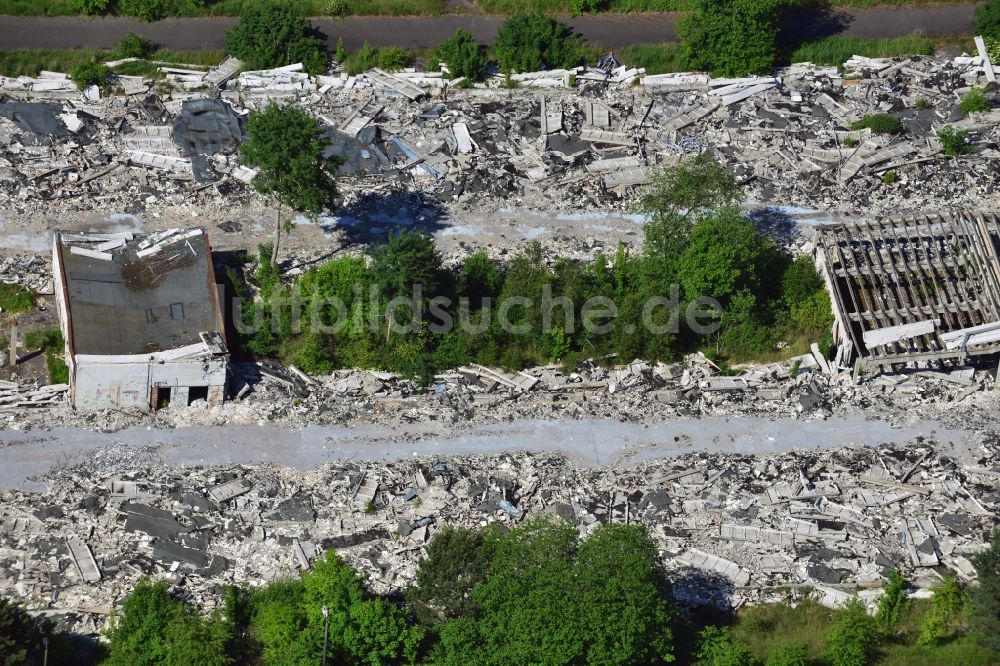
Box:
[2,49,998,226]
[1,436,996,635]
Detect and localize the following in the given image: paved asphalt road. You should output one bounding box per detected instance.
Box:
[0,5,981,52]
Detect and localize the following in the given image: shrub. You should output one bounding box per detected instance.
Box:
[678,0,783,76]
[571,0,607,14]
[843,137,858,148]
[493,13,583,74]
[343,41,377,74]
[117,32,156,59]
[938,125,972,156]
[225,1,328,74]
[376,46,408,71]
[919,575,968,646]
[882,170,897,184]
[765,642,808,666]
[875,569,908,632]
[74,0,110,16]
[436,28,485,82]
[117,0,168,22]
[915,97,931,110]
[975,0,1000,38]
[335,36,346,63]
[696,626,757,666]
[822,600,880,666]
[850,113,902,134]
[69,62,111,91]
[959,87,989,115]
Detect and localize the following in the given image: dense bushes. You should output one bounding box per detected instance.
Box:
[677,0,783,76]
[236,156,833,376]
[850,113,902,134]
[436,28,485,82]
[224,1,327,74]
[69,61,112,90]
[492,13,583,74]
[975,0,1000,38]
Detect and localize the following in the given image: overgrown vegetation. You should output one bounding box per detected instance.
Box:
[0,0,446,17]
[224,0,327,74]
[938,125,972,156]
[117,32,157,59]
[0,282,35,314]
[236,155,831,377]
[69,62,112,91]
[492,13,584,74]
[618,42,685,74]
[0,48,223,78]
[789,34,935,66]
[677,0,783,76]
[23,328,69,384]
[959,87,990,115]
[850,113,902,135]
[16,528,998,665]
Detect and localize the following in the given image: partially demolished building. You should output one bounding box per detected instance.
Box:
[52,228,228,409]
[816,210,1000,371]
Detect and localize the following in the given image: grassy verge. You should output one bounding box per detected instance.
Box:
[0,0,445,17]
[617,42,685,74]
[0,283,35,314]
[789,34,936,66]
[23,328,68,385]
[725,597,996,666]
[0,48,224,78]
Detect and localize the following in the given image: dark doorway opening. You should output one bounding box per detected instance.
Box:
[153,386,171,410]
[188,386,209,405]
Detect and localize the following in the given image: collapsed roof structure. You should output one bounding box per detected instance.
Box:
[52,228,228,410]
[816,210,1000,371]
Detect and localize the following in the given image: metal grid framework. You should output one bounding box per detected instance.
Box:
[816,210,1000,361]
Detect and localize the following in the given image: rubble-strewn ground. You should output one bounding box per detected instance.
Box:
[2,51,999,635]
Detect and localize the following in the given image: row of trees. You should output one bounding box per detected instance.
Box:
[7,526,1000,664]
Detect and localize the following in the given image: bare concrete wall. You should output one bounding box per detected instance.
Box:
[73,357,226,410]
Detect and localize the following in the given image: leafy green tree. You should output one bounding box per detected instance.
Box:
[975,0,1000,38]
[574,524,675,665]
[821,600,880,666]
[70,62,111,91]
[434,520,677,665]
[371,230,444,302]
[407,526,497,624]
[118,32,156,59]
[457,252,503,306]
[875,569,908,633]
[240,104,338,264]
[918,574,968,646]
[639,154,740,268]
[104,579,232,666]
[764,642,808,666]
[970,529,1000,651]
[780,256,823,306]
[675,206,783,304]
[225,1,328,74]
[696,626,758,666]
[677,0,783,76]
[436,28,485,83]
[493,13,583,74]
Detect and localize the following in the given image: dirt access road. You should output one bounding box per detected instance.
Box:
[0,414,972,491]
[0,4,980,51]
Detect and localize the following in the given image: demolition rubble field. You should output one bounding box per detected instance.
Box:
[2,51,1000,631]
[0,51,999,260]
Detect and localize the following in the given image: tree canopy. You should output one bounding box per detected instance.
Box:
[677,0,784,76]
[225,1,328,74]
[975,0,1000,38]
